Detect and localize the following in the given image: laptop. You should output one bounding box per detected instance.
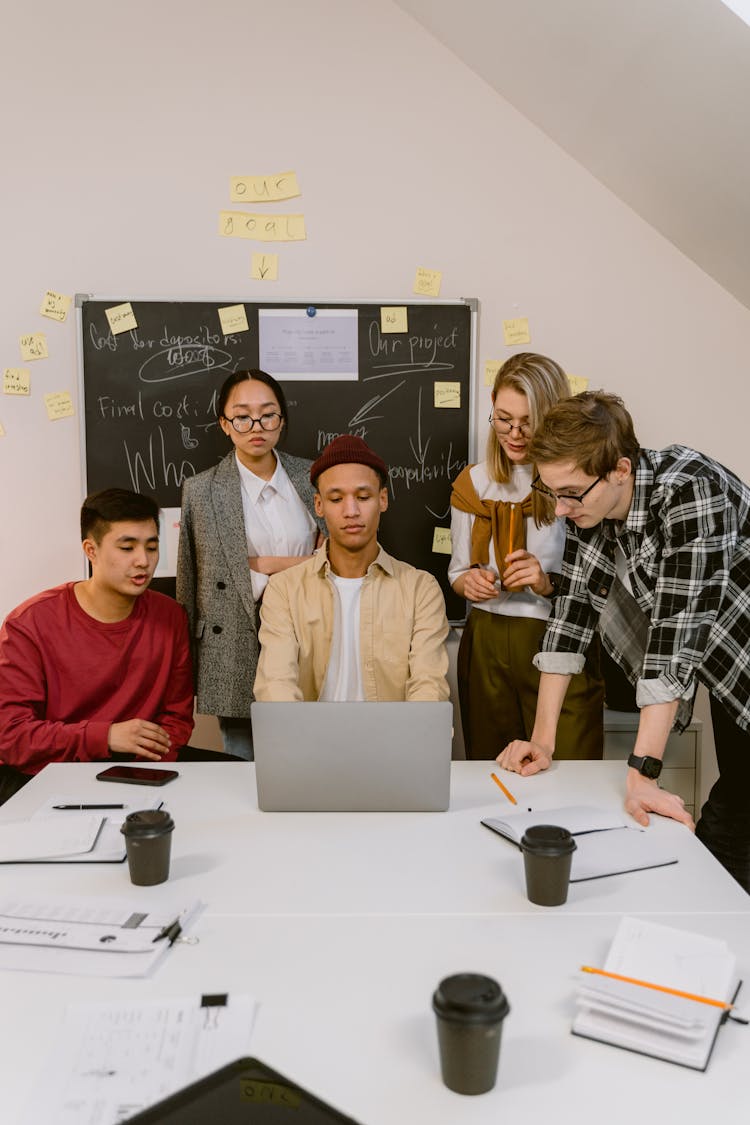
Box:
[251,701,453,812]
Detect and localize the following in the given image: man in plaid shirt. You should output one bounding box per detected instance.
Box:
[497,392,750,893]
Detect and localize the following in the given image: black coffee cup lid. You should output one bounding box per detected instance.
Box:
[520,824,577,855]
[432,973,510,1023]
[121,809,174,836]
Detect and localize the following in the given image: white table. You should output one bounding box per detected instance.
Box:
[1,761,748,1123]
[2,760,748,915]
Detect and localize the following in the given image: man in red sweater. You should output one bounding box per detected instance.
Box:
[0,489,194,802]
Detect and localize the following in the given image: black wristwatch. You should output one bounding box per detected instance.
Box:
[547,572,561,598]
[627,753,663,780]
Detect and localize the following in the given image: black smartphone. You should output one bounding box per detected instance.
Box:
[96,765,179,786]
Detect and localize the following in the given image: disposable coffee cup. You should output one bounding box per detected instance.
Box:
[520,824,576,906]
[120,810,175,886]
[432,973,510,1095]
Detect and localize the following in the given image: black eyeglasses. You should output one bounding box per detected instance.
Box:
[531,474,604,506]
[223,412,282,434]
[488,413,532,437]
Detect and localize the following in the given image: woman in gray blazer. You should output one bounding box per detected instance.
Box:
[176,369,324,759]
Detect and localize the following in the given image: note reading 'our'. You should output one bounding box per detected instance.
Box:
[502,317,530,346]
[413,268,442,298]
[218,305,250,335]
[40,290,73,323]
[251,253,279,281]
[567,374,589,395]
[219,211,306,242]
[432,527,452,554]
[20,333,48,362]
[484,360,502,387]
[3,368,31,396]
[44,392,75,421]
[380,307,408,334]
[230,172,301,203]
[434,382,461,409]
[105,303,138,336]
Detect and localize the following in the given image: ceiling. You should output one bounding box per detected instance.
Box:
[395,0,750,309]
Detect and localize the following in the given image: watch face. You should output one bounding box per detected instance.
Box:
[641,756,662,780]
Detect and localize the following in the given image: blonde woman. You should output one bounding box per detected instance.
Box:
[449,353,603,760]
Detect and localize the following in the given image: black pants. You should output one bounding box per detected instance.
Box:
[0,765,32,806]
[695,695,750,894]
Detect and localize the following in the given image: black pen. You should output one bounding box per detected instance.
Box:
[152,917,182,946]
[52,803,125,810]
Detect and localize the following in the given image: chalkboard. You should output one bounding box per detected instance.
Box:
[77,297,477,621]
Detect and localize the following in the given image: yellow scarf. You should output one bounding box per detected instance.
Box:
[451,466,533,585]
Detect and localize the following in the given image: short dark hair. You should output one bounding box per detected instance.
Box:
[217,368,289,436]
[80,489,159,542]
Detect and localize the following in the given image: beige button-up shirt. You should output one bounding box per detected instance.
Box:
[254,543,450,702]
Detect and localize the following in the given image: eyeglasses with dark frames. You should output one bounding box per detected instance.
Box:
[531,474,604,506]
[223,412,283,434]
[488,413,533,437]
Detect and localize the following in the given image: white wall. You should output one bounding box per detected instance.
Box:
[1,0,748,780]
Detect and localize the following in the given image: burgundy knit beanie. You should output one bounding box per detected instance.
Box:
[310,435,388,486]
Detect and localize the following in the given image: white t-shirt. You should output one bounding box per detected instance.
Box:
[236,452,317,601]
[319,573,365,702]
[448,462,564,620]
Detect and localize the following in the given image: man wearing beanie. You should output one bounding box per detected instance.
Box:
[253,435,450,702]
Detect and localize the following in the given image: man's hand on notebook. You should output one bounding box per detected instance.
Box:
[496,739,553,776]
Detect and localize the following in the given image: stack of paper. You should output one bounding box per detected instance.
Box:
[29,795,164,863]
[0,815,103,863]
[481,805,679,881]
[572,916,741,1069]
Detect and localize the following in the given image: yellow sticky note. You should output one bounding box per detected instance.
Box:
[502,317,531,346]
[3,368,31,395]
[434,381,461,409]
[567,374,589,395]
[0,421,5,437]
[219,211,306,242]
[381,306,408,333]
[105,302,138,335]
[218,304,250,335]
[44,391,75,421]
[432,527,452,554]
[40,290,72,323]
[230,171,301,202]
[251,253,279,281]
[20,333,48,362]
[413,267,442,297]
[484,360,502,387]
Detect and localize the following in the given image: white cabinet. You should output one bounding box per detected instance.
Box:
[603,709,702,817]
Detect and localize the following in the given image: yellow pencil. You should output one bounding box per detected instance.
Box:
[580,965,731,1010]
[490,772,517,805]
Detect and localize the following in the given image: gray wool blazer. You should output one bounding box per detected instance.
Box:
[176,449,324,717]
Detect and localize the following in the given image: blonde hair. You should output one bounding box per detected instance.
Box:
[486,352,570,526]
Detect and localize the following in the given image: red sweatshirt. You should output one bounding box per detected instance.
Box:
[0,583,194,774]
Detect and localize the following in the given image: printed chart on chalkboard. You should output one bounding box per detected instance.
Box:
[77,297,477,621]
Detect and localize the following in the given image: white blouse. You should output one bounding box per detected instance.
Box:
[448,462,565,621]
[236,451,317,602]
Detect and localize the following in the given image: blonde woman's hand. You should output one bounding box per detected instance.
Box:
[502,549,552,596]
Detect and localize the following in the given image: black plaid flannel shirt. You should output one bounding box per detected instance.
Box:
[536,446,750,732]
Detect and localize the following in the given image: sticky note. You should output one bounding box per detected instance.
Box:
[44,391,75,421]
[230,171,301,202]
[567,374,589,395]
[413,267,442,297]
[434,381,461,408]
[218,304,250,335]
[40,290,72,322]
[105,302,138,335]
[0,421,5,437]
[219,211,306,241]
[251,253,279,281]
[380,307,408,333]
[502,317,530,346]
[484,360,502,387]
[20,333,48,362]
[432,527,452,554]
[3,368,31,395]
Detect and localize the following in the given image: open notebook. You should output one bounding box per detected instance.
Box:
[481,805,679,882]
[572,916,743,1070]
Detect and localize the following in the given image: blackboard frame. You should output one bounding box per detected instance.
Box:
[76,295,478,623]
